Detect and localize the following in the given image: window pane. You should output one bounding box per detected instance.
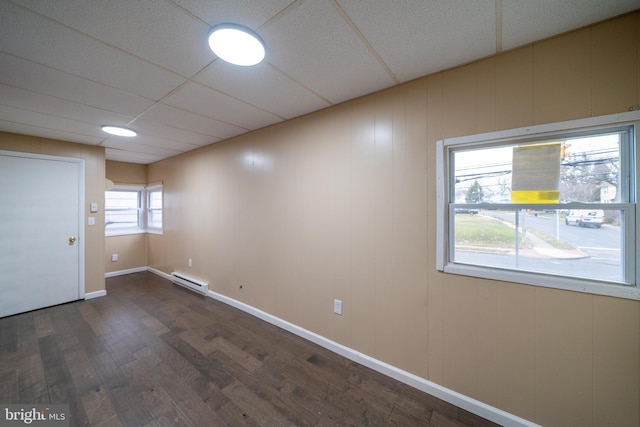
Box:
[105,190,140,231]
[453,132,622,204]
[561,134,620,203]
[453,146,512,203]
[148,210,162,229]
[147,189,162,230]
[148,190,162,209]
[452,208,624,283]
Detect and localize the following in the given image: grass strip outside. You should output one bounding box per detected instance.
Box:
[454,214,532,249]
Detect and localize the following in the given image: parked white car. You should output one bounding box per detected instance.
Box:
[565,209,604,228]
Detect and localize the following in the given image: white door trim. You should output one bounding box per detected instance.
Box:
[0,149,85,299]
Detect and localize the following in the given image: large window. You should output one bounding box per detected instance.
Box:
[105,184,163,236]
[437,112,640,300]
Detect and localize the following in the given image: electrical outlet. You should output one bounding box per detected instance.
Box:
[188,258,192,267]
[111,254,118,262]
[333,299,342,315]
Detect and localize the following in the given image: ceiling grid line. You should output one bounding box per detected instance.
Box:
[5,0,197,82]
[124,61,219,129]
[266,62,334,106]
[1,0,638,163]
[258,0,304,32]
[330,0,400,85]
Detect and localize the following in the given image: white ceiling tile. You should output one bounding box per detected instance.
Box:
[0,105,104,139]
[0,84,133,129]
[129,119,218,148]
[337,0,496,82]
[0,53,155,117]
[0,1,185,100]
[2,0,638,164]
[501,0,640,51]
[101,137,184,158]
[12,0,214,77]
[141,103,245,140]
[172,0,292,28]
[197,61,331,119]
[164,82,283,129]
[262,0,396,104]
[105,148,164,164]
[122,132,204,153]
[0,120,103,146]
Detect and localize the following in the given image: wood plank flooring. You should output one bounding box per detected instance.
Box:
[0,272,498,426]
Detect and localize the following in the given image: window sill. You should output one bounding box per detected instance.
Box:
[106,229,164,237]
[106,230,146,237]
[442,263,640,300]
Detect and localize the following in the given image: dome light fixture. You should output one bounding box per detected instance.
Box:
[208,23,265,66]
[101,125,137,137]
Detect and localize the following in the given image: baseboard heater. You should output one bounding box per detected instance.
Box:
[171,272,208,295]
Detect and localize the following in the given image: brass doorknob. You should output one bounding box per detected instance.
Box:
[68,236,77,244]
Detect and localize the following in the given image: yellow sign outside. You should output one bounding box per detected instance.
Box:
[511,142,561,204]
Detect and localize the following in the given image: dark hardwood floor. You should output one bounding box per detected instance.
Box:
[1,272,498,426]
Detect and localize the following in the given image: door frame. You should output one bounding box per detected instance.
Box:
[0,149,85,299]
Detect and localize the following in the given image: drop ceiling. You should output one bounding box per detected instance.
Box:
[1,0,639,164]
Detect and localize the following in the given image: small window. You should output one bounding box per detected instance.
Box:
[146,184,163,234]
[105,187,143,235]
[105,184,163,236]
[437,112,640,300]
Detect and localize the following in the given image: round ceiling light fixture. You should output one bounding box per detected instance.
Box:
[208,23,265,66]
[101,125,137,137]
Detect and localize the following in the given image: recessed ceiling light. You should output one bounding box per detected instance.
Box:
[208,23,265,66]
[101,125,137,137]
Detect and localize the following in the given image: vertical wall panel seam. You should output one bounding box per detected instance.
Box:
[589,24,594,118]
[531,42,537,126]
[424,79,431,380]
[533,287,538,422]
[590,295,595,427]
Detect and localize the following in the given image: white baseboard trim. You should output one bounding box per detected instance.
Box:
[84,290,107,300]
[205,289,539,427]
[105,267,148,278]
[145,267,539,427]
[147,267,171,281]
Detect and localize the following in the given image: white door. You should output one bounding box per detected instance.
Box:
[0,152,82,317]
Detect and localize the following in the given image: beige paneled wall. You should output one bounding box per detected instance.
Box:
[0,132,105,294]
[425,13,640,427]
[148,80,429,361]
[106,160,147,185]
[147,13,640,427]
[105,233,147,273]
[591,13,639,115]
[105,161,148,273]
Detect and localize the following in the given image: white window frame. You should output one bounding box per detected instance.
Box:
[436,111,640,300]
[146,183,163,235]
[105,184,163,236]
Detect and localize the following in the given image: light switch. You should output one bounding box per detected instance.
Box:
[90,203,98,213]
[88,216,96,225]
